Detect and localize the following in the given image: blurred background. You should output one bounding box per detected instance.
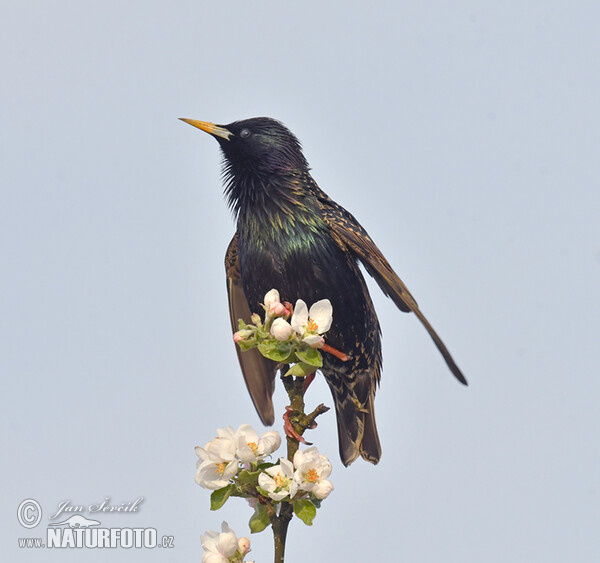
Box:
[2,2,599,561]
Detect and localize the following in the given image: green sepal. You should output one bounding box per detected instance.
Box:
[258,340,293,362]
[237,337,258,352]
[256,486,271,498]
[249,503,271,534]
[295,346,323,368]
[284,362,316,377]
[210,484,234,511]
[293,499,317,526]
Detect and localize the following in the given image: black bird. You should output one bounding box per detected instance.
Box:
[181,116,467,466]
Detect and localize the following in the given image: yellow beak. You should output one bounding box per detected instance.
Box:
[179,118,233,140]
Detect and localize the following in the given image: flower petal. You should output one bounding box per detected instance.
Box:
[303,334,324,348]
[309,299,333,334]
[270,318,293,341]
[264,289,280,307]
[291,299,309,334]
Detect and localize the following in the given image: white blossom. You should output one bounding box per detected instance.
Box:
[293,446,334,500]
[195,428,238,489]
[291,299,333,347]
[258,458,298,501]
[201,521,241,563]
[234,424,281,463]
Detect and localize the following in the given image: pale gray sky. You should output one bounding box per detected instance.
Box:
[2,2,599,561]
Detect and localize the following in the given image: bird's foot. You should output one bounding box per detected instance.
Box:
[321,342,350,362]
[283,406,312,445]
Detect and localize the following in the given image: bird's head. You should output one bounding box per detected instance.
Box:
[180,117,308,176]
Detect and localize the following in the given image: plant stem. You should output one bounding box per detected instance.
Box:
[270,375,329,563]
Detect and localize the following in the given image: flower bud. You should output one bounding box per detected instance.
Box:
[250,313,261,325]
[233,329,252,343]
[270,318,293,341]
[269,301,286,317]
[263,289,280,307]
[238,537,251,555]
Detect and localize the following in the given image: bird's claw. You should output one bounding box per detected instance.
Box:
[283,406,312,445]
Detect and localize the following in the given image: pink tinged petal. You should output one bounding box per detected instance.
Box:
[270,318,293,340]
[238,537,251,555]
[233,329,252,342]
[303,334,324,348]
[308,300,333,334]
[291,300,309,334]
[264,289,280,307]
[269,301,287,317]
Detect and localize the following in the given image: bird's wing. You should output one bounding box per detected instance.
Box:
[225,233,278,424]
[319,197,467,385]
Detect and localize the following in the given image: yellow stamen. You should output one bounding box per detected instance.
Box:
[307,318,318,332]
[273,472,290,488]
[304,468,319,483]
[215,462,226,476]
[247,441,258,455]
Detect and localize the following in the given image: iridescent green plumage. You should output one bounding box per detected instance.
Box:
[183,116,467,466]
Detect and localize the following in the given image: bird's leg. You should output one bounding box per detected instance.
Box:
[281,374,330,447]
[283,406,310,444]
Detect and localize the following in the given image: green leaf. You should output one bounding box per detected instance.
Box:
[237,469,261,487]
[293,499,317,526]
[249,503,271,533]
[295,346,323,368]
[284,362,316,377]
[256,462,276,471]
[210,484,234,511]
[258,340,293,362]
[237,319,248,330]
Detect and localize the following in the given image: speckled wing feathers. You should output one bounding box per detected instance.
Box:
[317,195,467,386]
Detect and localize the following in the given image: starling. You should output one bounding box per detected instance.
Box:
[181,116,467,466]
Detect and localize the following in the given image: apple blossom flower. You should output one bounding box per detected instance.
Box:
[195,457,239,490]
[270,317,293,341]
[234,424,281,463]
[291,299,333,348]
[293,447,334,500]
[258,458,298,501]
[201,521,242,563]
[195,428,238,489]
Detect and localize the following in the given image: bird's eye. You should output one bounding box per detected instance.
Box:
[240,128,251,139]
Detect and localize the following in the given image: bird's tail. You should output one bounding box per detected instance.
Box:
[332,386,381,466]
